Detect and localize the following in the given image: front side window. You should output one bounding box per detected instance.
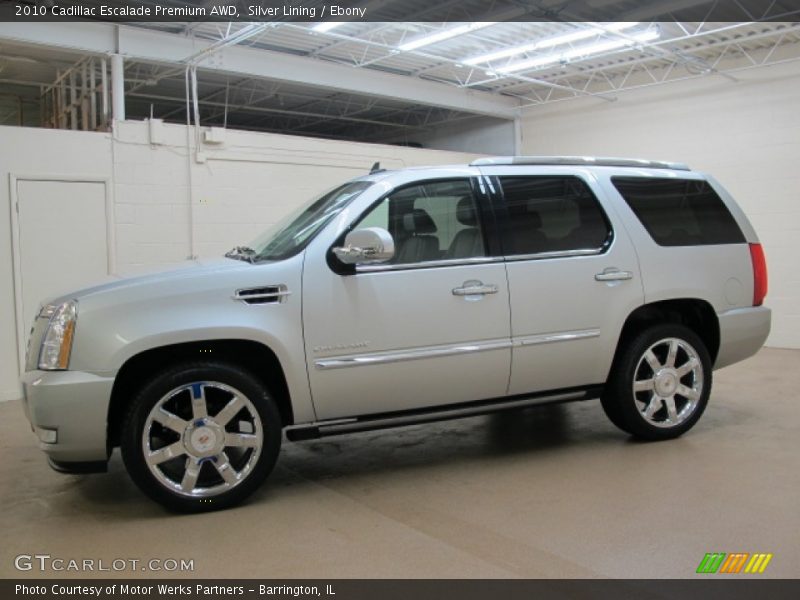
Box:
[355,179,486,265]
[612,177,745,246]
[251,181,373,261]
[498,176,611,255]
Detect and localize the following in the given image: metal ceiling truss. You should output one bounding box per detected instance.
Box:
[299,19,800,111]
[268,20,800,107]
[3,9,800,142]
[500,25,800,105]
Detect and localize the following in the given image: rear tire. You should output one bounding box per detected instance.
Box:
[602,324,712,440]
[121,361,281,512]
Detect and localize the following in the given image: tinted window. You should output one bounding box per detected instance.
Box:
[498,176,611,255]
[612,177,745,246]
[355,179,486,265]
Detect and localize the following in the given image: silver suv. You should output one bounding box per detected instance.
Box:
[21,156,771,511]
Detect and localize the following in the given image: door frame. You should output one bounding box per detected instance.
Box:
[9,173,114,375]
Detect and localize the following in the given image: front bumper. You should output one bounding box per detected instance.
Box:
[21,370,115,464]
[715,306,771,370]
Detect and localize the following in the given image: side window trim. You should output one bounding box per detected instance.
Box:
[328,177,500,274]
[489,173,614,262]
[356,255,505,273]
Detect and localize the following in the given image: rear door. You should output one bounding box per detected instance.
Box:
[481,168,644,395]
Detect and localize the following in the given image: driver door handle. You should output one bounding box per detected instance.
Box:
[595,269,633,282]
[452,281,499,296]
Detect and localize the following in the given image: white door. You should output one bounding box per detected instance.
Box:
[14,179,109,366]
[303,178,512,420]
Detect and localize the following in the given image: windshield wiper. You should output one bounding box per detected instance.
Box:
[225,246,258,263]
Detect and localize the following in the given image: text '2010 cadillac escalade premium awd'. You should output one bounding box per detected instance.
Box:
[21,156,770,511]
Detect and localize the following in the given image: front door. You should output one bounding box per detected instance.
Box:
[302,178,511,420]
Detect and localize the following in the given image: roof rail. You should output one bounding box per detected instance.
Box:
[470,156,691,171]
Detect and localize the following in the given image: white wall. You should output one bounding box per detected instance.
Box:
[0,122,478,400]
[519,60,800,349]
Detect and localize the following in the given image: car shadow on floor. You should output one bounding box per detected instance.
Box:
[257,401,625,498]
[70,401,626,518]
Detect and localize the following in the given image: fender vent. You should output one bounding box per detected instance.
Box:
[233,285,290,305]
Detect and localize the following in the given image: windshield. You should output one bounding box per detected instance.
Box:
[246,181,373,262]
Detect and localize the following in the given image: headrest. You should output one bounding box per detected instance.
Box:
[456,196,478,227]
[521,209,542,230]
[509,207,542,231]
[402,209,437,235]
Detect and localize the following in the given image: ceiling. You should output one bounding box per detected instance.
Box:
[1,0,800,142]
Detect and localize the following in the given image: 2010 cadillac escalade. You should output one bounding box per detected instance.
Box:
[21,156,771,511]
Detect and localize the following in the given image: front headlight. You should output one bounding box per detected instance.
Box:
[37,300,78,371]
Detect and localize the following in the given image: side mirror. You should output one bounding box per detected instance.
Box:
[333,227,395,265]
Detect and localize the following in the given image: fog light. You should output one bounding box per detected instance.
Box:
[35,427,57,444]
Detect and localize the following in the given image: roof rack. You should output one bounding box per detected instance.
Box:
[470,156,691,171]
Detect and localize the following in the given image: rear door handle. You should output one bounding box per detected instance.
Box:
[595,269,633,282]
[452,280,498,296]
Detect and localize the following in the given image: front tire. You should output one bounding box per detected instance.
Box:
[602,324,712,440]
[121,362,281,512]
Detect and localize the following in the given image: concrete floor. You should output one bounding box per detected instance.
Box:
[1,348,798,579]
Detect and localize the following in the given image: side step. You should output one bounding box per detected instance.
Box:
[285,385,602,442]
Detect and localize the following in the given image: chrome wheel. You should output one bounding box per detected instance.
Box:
[142,381,263,497]
[632,337,704,429]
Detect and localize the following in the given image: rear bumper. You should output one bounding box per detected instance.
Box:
[21,370,114,464]
[715,306,771,370]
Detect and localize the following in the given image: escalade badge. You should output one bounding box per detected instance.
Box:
[313,341,370,354]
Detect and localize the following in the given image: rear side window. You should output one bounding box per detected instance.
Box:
[498,176,611,255]
[612,177,745,246]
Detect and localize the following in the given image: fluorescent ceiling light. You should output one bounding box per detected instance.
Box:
[398,22,496,52]
[312,22,344,33]
[463,22,639,66]
[496,28,660,74]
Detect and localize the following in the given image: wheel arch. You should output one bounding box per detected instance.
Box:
[107,339,294,451]
[609,298,720,378]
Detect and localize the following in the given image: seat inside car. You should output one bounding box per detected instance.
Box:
[509,205,547,254]
[395,208,440,263]
[445,196,484,259]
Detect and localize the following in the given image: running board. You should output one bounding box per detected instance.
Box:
[285,385,602,442]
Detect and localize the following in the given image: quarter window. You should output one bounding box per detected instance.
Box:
[498,176,611,255]
[612,177,746,246]
[355,179,486,265]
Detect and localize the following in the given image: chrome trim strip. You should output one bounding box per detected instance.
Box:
[314,338,512,370]
[515,329,600,347]
[354,248,609,271]
[356,256,504,273]
[315,329,600,370]
[504,248,603,262]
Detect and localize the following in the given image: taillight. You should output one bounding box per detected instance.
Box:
[749,243,768,307]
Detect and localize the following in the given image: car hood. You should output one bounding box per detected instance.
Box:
[45,257,253,305]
